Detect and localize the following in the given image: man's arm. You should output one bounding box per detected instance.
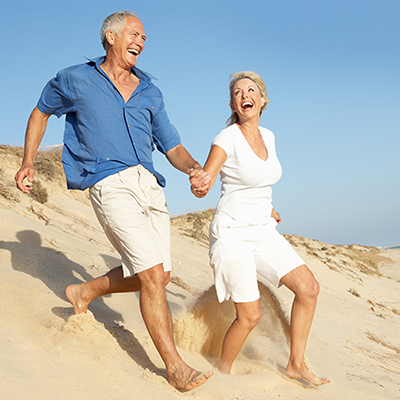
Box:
[15,107,51,193]
[165,144,211,194]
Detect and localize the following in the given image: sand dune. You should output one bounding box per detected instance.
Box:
[1,145,399,399]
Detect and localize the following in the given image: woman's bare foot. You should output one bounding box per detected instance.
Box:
[65,283,90,314]
[168,368,213,391]
[286,362,330,386]
[218,360,232,374]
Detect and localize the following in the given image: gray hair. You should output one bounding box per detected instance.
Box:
[100,10,139,50]
[226,71,271,126]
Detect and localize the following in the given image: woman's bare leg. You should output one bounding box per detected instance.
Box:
[280,265,330,386]
[219,300,261,374]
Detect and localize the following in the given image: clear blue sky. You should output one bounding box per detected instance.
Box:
[1,0,399,247]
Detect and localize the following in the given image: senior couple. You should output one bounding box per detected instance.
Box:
[15,11,329,391]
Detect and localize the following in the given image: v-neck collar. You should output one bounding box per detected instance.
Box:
[234,124,268,162]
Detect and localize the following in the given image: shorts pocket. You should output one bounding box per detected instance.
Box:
[209,213,231,240]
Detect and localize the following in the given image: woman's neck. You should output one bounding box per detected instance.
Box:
[237,119,259,138]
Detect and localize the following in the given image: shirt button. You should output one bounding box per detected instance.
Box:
[107,158,109,160]
[127,124,130,127]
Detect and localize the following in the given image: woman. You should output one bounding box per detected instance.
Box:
[191,71,330,386]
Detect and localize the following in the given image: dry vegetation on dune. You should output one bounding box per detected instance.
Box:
[0,145,65,204]
[284,234,389,277]
[170,208,215,245]
[1,143,393,279]
[171,208,392,280]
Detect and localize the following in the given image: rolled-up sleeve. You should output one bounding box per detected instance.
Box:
[37,69,75,118]
[151,99,181,154]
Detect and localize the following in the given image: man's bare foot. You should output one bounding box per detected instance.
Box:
[168,368,213,391]
[286,363,330,386]
[65,283,90,314]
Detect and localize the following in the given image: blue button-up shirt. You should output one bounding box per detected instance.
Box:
[37,56,181,190]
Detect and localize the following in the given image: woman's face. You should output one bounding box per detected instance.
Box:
[231,78,266,123]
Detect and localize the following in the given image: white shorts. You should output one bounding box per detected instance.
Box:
[209,213,304,303]
[89,165,171,277]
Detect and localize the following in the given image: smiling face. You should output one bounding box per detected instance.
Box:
[230,78,266,124]
[106,16,146,69]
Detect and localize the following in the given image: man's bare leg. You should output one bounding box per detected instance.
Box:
[280,265,330,386]
[219,300,260,374]
[65,266,168,314]
[137,264,213,390]
[66,264,212,390]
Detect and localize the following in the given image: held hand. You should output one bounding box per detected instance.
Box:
[15,164,35,193]
[271,208,282,224]
[189,168,211,197]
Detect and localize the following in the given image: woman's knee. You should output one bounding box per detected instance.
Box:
[283,265,320,300]
[236,306,261,330]
[299,274,320,301]
[307,278,320,298]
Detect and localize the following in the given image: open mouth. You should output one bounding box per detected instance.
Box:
[241,101,254,110]
[128,48,139,56]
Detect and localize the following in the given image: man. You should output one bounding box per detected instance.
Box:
[15,10,212,391]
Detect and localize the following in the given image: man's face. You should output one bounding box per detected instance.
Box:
[108,16,146,68]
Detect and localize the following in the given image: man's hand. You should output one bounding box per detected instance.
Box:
[14,107,50,193]
[15,164,35,193]
[189,168,211,198]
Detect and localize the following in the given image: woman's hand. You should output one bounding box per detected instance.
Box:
[189,144,227,199]
[190,168,211,198]
[271,208,282,224]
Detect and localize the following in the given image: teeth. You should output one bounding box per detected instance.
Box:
[242,102,253,108]
[128,49,139,55]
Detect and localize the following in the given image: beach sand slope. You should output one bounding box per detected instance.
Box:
[1,145,399,399]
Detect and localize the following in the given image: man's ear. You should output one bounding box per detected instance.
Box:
[105,30,115,46]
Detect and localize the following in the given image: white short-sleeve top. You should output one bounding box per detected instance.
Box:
[212,123,282,225]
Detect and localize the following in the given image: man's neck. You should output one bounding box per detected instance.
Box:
[100,57,138,84]
[100,57,140,102]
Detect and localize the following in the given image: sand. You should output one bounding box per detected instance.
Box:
[1,145,399,399]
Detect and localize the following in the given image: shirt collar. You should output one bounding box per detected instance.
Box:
[87,56,157,82]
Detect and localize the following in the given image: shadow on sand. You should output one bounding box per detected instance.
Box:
[0,230,165,378]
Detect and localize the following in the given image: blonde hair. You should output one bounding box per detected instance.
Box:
[226,71,271,126]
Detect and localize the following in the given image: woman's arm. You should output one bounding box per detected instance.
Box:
[190,145,227,198]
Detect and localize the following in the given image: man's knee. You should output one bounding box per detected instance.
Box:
[138,264,171,288]
[138,264,165,286]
